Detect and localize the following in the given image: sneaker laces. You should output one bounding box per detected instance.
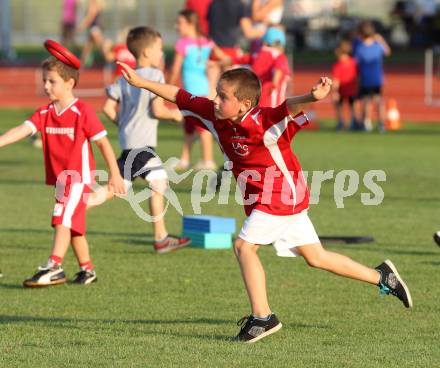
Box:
[378,270,399,297]
[38,259,58,271]
[237,315,253,328]
[166,236,180,246]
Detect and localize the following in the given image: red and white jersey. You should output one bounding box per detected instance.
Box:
[176,89,310,216]
[252,46,290,108]
[24,99,107,185]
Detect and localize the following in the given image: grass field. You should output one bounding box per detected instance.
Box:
[1,108,440,367]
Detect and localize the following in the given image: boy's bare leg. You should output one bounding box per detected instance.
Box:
[199,130,214,163]
[86,184,114,209]
[71,235,91,265]
[71,234,97,284]
[349,100,357,128]
[148,179,168,241]
[234,238,272,318]
[295,243,380,284]
[374,94,385,126]
[334,101,344,128]
[50,225,72,260]
[179,133,194,167]
[360,96,368,126]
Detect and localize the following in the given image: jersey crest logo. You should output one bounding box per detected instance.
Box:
[232,142,249,157]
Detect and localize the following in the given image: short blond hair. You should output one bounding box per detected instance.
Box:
[219,68,261,107]
[127,26,161,59]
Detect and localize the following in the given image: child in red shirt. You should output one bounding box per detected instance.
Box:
[0,50,125,287]
[331,39,358,130]
[252,27,290,108]
[117,61,413,343]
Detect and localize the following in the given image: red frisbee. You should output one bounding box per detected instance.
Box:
[44,39,81,69]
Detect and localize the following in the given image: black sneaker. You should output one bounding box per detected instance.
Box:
[23,262,66,288]
[433,231,440,247]
[72,269,97,285]
[375,260,413,308]
[235,314,282,343]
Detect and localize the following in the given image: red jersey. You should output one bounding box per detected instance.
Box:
[113,43,136,77]
[252,47,290,107]
[24,99,107,185]
[331,56,358,97]
[176,89,310,216]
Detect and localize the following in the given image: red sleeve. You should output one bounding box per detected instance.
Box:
[176,89,216,130]
[24,107,43,134]
[264,101,310,130]
[175,89,214,119]
[82,104,107,141]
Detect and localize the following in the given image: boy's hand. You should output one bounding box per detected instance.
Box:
[108,174,126,195]
[311,77,332,101]
[117,62,144,88]
[172,109,183,123]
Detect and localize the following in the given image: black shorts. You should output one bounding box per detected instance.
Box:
[336,95,356,105]
[117,147,166,182]
[358,86,382,97]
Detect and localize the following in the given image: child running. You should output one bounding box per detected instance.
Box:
[117,62,413,343]
[0,42,125,286]
[91,26,191,253]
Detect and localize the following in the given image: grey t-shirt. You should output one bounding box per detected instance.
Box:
[106,67,164,149]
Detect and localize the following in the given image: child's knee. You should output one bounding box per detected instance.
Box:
[297,244,325,268]
[304,254,323,268]
[149,179,168,194]
[233,238,258,256]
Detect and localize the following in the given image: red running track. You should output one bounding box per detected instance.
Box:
[0,65,438,123]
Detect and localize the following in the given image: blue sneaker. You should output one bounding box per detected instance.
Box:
[375,260,412,308]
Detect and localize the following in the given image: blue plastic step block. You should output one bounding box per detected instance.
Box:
[183,231,232,249]
[183,215,236,234]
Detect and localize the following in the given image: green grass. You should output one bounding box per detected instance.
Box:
[1,108,440,367]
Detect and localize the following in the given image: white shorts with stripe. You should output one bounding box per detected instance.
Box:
[238,209,320,257]
[52,182,90,236]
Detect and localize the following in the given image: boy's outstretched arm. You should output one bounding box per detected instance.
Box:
[93,136,126,195]
[118,62,180,103]
[0,124,33,148]
[286,77,332,116]
[152,97,183,123]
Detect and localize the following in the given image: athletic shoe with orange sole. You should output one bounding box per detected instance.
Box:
[23,262,66,288]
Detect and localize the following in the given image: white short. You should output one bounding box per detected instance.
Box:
[238,209,320,257]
